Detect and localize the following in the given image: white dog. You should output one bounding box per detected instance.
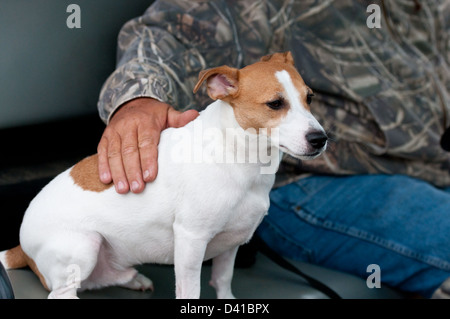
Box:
[0,52,327,299]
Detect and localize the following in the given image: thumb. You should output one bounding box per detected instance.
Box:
[167,108,199,128]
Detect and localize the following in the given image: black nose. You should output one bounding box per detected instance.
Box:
[306,131,328,150]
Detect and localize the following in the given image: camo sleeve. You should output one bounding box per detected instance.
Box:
[97,0,284,123]
[97,0,450,187]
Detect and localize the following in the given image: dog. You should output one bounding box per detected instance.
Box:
[0,52,327,299]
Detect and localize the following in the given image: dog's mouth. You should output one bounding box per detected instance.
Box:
[279,145,324,160]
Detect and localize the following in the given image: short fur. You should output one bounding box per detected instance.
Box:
[0,52,327,299]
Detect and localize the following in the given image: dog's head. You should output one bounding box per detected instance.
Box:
[193,51,327,160]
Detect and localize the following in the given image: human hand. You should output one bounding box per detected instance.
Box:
[97,98,199,194]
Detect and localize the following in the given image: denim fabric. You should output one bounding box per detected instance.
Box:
[257,174,450,298]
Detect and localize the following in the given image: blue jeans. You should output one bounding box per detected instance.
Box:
[257,174,450,298]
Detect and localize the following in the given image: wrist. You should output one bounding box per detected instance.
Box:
[111,97,169,120]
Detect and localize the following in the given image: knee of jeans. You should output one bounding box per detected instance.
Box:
[257,217,313,262]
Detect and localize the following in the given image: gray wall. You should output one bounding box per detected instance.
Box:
[0,0,152,129]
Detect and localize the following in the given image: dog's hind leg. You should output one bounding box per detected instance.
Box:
[38,231,103,299]
[83,241,154,292]
[118,271,154,291]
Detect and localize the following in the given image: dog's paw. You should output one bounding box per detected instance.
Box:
[432,277,450,299]
[122,273,154,292]
[48,287,79,299]
[217,292,236,299]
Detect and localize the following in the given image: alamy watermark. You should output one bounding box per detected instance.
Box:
[66,4,81,29]
[67,4,380,30]
[366,264,381,288]
[66,264,81,289]
[366,4,381,29]
[64,262,382,292]
[169,120,281,175]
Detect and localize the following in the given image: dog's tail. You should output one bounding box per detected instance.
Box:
[0,245,28,270]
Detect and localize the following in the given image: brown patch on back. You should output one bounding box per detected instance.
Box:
[6,245,50,291]
[70,154,113,192]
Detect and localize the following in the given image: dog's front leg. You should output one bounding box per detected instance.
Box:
[209,247,238,299]
[173,223,208,299]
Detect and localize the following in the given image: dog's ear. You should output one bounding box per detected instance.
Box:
[260,51,295,66]
[193,65,239,100]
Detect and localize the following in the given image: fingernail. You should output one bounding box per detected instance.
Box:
[131,181,140,192]
[117,181,126,192]
[101,172,109,182]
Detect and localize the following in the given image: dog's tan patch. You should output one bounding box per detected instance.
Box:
[193,51,312,136]
[228,61,295,132]
[5,245,28,269]
[70,154,113,192]
[24,253,50,291]
[6,245,49,291]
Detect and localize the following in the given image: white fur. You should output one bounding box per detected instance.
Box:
[275,70,326,159]
[16,67,326,299]
[0,251,6,267]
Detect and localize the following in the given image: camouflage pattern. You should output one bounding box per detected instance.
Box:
[98,0,450,187]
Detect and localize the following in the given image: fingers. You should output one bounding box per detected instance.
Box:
[97,136,112,184]
[98,126,157,194]
[137,127,160,183]
[97,129,131,194]
[168,108,199,128]
[121,127,145,193]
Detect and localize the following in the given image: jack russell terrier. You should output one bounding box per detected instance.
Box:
[0,52,327,299]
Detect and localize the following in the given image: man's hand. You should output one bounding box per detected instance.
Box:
[97,98,199,194]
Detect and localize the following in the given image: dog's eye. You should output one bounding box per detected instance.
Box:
[306,93,314,105]
[266,99,284,110]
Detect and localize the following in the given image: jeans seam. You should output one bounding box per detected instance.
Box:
[295,209,450,272]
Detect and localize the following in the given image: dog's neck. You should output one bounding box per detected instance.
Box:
[188,100,281,175]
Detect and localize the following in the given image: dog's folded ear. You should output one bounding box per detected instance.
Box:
[260,51,295,66]
[193,65,239,101]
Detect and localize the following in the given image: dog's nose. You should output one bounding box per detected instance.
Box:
[306,131,328,150]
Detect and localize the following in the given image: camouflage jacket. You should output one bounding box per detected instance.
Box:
[98,0,450,188]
